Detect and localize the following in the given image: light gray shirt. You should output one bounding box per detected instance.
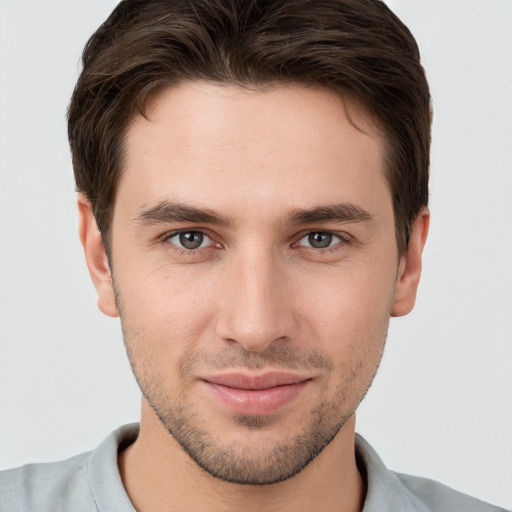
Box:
[0,424,507,511]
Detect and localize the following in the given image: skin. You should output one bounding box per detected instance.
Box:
[79,82,429,512]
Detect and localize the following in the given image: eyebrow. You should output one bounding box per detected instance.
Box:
[134,201,233,227]
[134,200,375,228]
[286,203,375,226]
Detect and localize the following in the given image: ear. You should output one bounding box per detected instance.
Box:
[391,208,430,317]
[77,194,119,318]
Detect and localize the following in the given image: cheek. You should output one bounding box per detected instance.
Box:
[115,261,220,364]
[300,273,392,408]
[298,263,395,363]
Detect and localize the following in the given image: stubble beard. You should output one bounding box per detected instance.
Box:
[145,378,351,485]
[121,330,386,486]
[113,267,388,485]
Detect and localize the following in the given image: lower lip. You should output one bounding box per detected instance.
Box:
[203,380,309,415]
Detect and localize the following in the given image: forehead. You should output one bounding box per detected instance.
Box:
[119,82,390,219]
[135,82,382,154]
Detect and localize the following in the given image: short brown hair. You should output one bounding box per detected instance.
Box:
[68,0,431,256]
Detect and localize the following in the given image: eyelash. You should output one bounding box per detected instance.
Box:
[161,230,218,256]
[293,231,350,252]
[160,229,351,256]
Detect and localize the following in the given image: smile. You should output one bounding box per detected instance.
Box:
[201,372,312,415]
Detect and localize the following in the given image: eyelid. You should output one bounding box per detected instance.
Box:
[158,227,351,253]
[293,230,351,249]
[161,228,220,251]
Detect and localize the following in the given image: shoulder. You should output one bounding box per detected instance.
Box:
[0,424,138,512]
[0,451,94,512]
[395,472,508,512]
[355,434,508,512]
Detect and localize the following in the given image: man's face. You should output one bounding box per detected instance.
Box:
[93,83,415,484]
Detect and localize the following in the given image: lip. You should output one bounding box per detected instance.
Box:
[201,372,311,415]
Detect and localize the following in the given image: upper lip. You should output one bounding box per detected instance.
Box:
[201,372,311,390]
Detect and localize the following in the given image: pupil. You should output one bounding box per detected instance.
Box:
[180,232,203,249]
[309,232,332,249]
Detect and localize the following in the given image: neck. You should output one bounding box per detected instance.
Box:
[119,403,365,512]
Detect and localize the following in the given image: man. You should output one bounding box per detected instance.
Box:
[0,0,508,511]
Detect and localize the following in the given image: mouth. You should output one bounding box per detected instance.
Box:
[200,372,312,415]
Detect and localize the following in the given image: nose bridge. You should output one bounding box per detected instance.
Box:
[218,240,294,353]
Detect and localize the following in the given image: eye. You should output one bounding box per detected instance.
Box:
[297,232,344,249]
[167,231,212,250]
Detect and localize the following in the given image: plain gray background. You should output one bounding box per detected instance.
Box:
[0,0,511,508]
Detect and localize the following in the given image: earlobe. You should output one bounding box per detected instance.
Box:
[77,194,119,318]
[391,208,430,317]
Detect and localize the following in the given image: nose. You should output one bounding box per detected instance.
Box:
[215,245,298,353]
